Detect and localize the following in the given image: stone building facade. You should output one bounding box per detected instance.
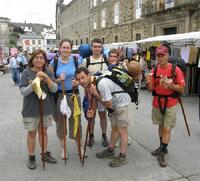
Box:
[56,0,90,45]
[57,0,200,45]
[0,17,10,50]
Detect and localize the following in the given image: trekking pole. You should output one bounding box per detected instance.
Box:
[61,80,67,165]
[178,97,191,137]
[39,97,45,170]
[82,94,93,167]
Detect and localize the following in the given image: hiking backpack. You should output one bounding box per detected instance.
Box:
[96,65,139,106]
[85,54,108,68]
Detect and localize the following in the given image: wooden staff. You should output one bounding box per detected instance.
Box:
[82,77,96,166]
[39,97,45,170]
[179,97,191,137]
[61,80,67,165]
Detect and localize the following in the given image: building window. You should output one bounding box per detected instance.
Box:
[101,9,106,28]
[163,27,177,35]
[114,2,119,24]
[114,36,118,43]
[86,37,89,43]
[135,0,142,19]
[165,0,174,9]
[93,22,97,30]
[76,39,78,45]
[32,40,35,45]
[136,33,141,40]
[93,0,97,7]
[47,39,51,45]
[80,38,83,44]
[38,40,41,45]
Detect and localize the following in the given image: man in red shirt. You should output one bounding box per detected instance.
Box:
[146,45,185,167]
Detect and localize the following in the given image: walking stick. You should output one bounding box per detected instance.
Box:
[39,97,45,170]
[82,94,94,167]
[61,80,67,165]
[73,88,82,162]
[178,97,191,137]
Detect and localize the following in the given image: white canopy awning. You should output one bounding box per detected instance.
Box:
[136,31,200,45]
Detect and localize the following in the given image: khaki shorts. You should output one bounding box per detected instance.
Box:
[23,115,53,131]
[152,105,177,129]
[109,106,129,128]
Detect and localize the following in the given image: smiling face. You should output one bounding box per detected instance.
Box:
[59,41,72,58]
[108,53,118,65]
[32,53,45,69]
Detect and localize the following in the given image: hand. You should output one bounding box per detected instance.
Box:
[72,79,79,87]
[87,84,99,97]
[87,109,95,118]
[145,74,152,85]
[36,71,48,81]
[60,73,65,81]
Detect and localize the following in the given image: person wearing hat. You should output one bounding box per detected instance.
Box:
[145,45,185,167]
[75,61,141,167]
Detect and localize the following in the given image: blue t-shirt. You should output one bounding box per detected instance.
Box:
[50,55,81,91]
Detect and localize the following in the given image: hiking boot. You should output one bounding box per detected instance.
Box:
[102,136,108,147]
[151,147,168,156]
[157,151,167,167]
[109,154,128,167]
[42,151,57,164]
[28,155,36,169]
[87,136,94,147]
[96,149,115,159]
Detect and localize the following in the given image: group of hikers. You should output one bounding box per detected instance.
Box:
[18,37,199,170]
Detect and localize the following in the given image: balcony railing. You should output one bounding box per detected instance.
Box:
[142,0,199,16]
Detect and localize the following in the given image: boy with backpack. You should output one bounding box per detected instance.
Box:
[145,45,185,167]
[82,38,108,147]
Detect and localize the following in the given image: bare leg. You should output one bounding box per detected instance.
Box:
[27,130,37,155]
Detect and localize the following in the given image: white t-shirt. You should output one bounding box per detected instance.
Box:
[82,55,107,75]
[97,77,131,108]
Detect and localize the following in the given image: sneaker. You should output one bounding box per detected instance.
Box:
[151,147,168,156]
[28,155,36,169]
[102,136,108,147]
[61,148,69,160]
[157,151,167,167]
[87,136,94,147]
[76,147,88,158]
[109,154,128,167]
[96,149,115,159]
[42,151,57,164]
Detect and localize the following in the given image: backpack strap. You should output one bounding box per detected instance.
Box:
[86,56,90,68]
[73,56,78,70]
[53,54,59,78]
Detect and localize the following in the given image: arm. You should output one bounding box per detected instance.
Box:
[20,84,34,97]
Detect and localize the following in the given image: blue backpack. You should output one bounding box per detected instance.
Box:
[78,44,92,59]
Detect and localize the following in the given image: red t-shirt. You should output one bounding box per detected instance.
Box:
[152,63,185,108]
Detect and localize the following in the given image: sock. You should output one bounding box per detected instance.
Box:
[161,143,168,152]
[108,147,114,153]
[120,153,126,157]
[102,133,106,138]
[159,137,162,147]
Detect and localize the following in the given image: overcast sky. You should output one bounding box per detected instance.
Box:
[0,0,72,27]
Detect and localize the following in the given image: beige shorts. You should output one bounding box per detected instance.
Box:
[23,115,53,131]
[152,105,177,129]
[109,106,129,128]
